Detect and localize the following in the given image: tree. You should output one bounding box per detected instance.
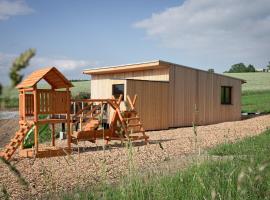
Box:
[227,63,247,73]
[267,61,270,70]
[208,68,215,73]
[0,83,2,95]
[226,63,257,73]
[247,64,256,72]
[9,48,36,87]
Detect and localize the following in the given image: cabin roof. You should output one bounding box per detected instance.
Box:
[16,67,73,89]
[83,60,246,83]
[83,60,168,75]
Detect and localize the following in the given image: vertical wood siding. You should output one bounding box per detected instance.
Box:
[126,80,169,130]
[169,65,242,127]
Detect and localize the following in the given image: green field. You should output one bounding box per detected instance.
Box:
[225,72,270,91]
[224,72,270,113]
[242,90,270,113]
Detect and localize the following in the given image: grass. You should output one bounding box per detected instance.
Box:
[242,90,270,113]
[225,72,270,113]
[225,72,270,92]
[61,130,270,200]
[208,130,270,156]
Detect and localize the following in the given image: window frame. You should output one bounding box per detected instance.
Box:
[221,86,232,105]
[112,84,124,100]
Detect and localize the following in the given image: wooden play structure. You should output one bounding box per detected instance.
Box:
[70,94,148,144]
[0,67,148,160]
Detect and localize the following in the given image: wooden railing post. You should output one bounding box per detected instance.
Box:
[33,86,39,153]
[66,87,71,150]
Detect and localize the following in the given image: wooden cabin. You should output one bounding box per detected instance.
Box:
[83,60,246,130]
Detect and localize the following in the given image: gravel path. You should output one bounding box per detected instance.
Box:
[0,115,270,199]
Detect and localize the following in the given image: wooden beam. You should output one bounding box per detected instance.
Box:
[127,95,135,110]
[51,124,55,146]
[132,94,137,106]
[66,87,71,150]
[37,119,67,125]
[71,99,117,103]
[33,85,39,153]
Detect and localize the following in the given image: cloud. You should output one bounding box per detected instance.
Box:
[134,0,270,70]
[31,57,99,71]
[0,0,33,20]
[0,52,98,85]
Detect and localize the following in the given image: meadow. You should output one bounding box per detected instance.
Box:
[224,72,270,113]
[225,72,270,91]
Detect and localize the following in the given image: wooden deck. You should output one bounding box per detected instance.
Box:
[19,147,72,158]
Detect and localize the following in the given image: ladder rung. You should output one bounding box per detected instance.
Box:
[11,138,20,143]
[124,117,139,121]
[127,123,142,128]
[6,146,16,151]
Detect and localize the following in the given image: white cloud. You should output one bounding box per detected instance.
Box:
[0,52,98,85]
[31,57,99,71]
[0,0,33,20]
[134,0,270,70]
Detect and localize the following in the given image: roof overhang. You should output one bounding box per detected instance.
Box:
[83,60,170,75]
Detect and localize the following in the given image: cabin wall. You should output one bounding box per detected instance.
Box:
[91,67,169,99]
[91,79,126,99]
[169,65,242,127]
[126,79,169,130]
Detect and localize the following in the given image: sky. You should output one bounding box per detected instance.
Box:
[0,0,270,85]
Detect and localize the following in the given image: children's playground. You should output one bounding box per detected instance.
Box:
[0,67,148,161]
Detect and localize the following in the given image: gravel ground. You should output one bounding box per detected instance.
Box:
[0,119,19,147]
[0,115,270,199]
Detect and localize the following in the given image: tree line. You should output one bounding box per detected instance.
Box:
[224,62,270,73]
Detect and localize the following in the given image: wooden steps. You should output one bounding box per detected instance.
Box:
[0,121,34,160]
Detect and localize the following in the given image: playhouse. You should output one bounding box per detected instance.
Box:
[0,67,148,160]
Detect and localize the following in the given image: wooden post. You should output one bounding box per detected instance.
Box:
[51,124,55,146]
[20,89,25,149]
[66,87,71,150]
[73,102,76,114]
[81,102,84,118]
[33,86,39,153]
[51,87,55,146]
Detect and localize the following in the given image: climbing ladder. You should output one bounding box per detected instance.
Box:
[110,95,149,142]
[0,121,34,160]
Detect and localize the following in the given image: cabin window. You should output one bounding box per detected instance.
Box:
[112,84,124,99]
[221,86,232,105]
